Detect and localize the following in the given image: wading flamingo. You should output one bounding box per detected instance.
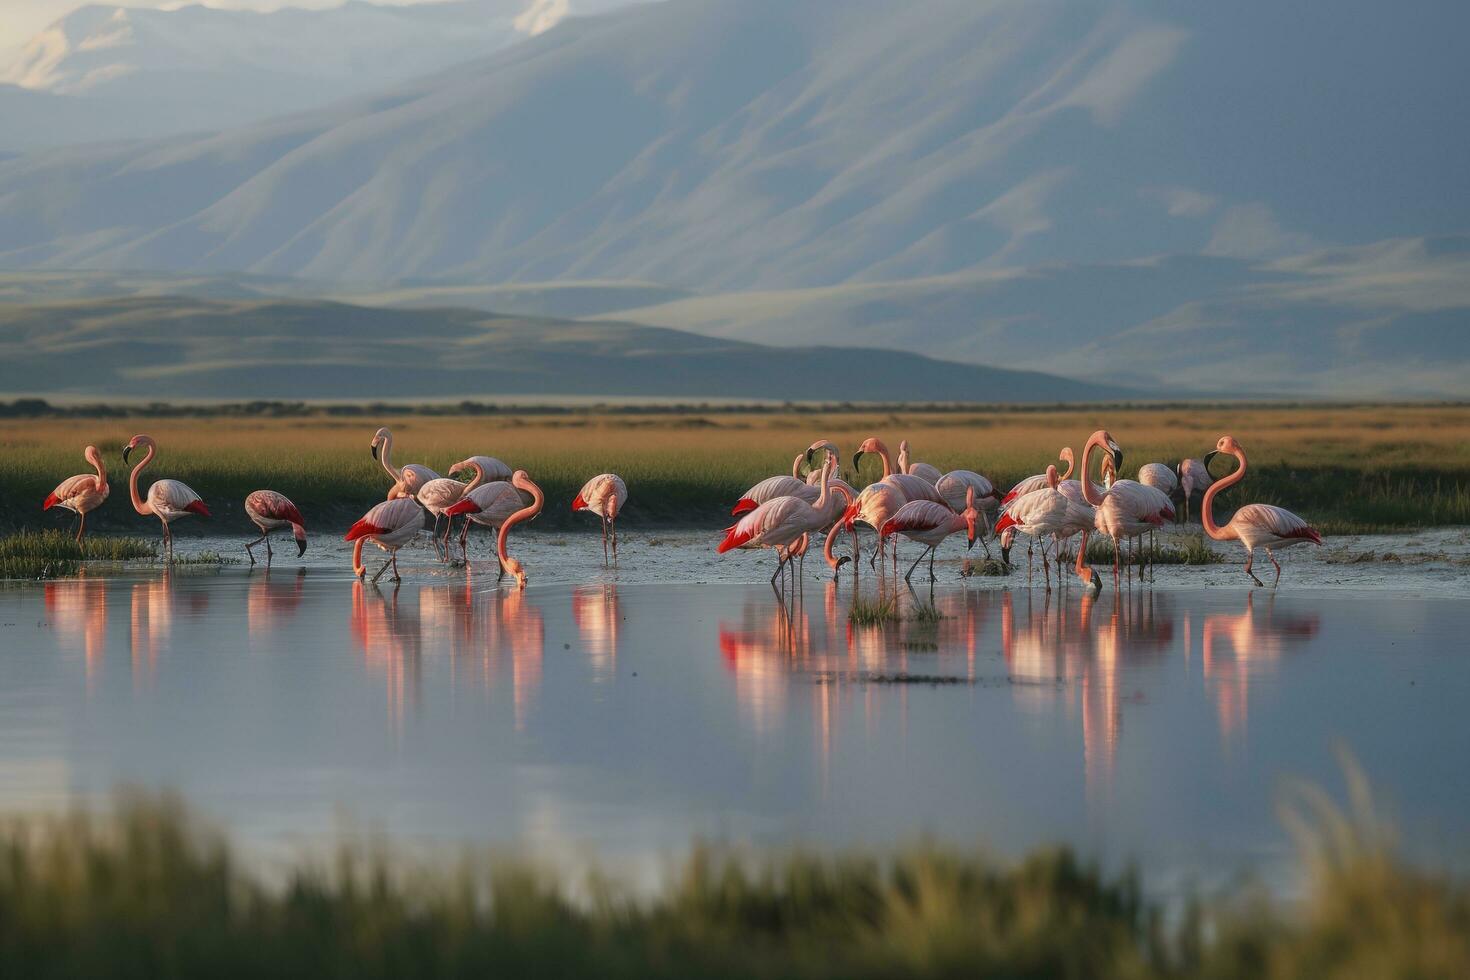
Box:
[733,454,812,513]
[718,454,839,593]
[445,474,525,573]
[416,459,490,559]
[346,496,424,583]
[243,490,306,565]
[1177,457,1215,523]
[821,485,855,578]
[842,482,906,573]
[878,486,979,583]
[1138,461,1181,554]
[122,435,209,562]
[897,440,942,485]
[497,470,545,590]
[573,473,627,561]
[1076,431,1173,591]
[43,445,109,543]
[370,427,439,499]
[1201,436,1322,586]
[994,466,1075,589]
[853,438,946,506]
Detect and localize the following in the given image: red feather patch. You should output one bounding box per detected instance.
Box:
[571,493,587,511]
[730,498,757,516]
[717,522,757,554]
[185,500,211,517]
[994,511,1020,534]
[445,498,481,516]
[344,519,386,541]
[42,492,59,510]
[1282,525,1323,545]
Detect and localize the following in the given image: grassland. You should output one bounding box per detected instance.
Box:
[0,529,156,578]
[0,786,1464,979]
[2,404,1467,534]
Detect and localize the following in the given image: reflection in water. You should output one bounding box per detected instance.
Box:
[247,568,306,636]
[45,576,107,690]
[350,581,423,731]
[1200,593,1321,741]
[573,585,620,683]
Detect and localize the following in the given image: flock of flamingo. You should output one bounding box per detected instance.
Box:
[42,425,1321,593]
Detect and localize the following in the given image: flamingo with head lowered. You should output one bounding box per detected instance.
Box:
[497,470,545,590]
[244,490,306,565]
[1201,435,1322,586]
[122,435,209,562]
[879,486,979,584]
[719,454,840,594]
[574,473,627,561]
[44,445,109,543]
[345,496,424,583]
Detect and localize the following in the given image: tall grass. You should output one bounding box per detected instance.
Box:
[2,406,1468,531]
[0,529,155,578]
[0,788,1464,978]
[1080,535,1224,567]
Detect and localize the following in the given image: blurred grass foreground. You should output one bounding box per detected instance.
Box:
[0,783,1466,979]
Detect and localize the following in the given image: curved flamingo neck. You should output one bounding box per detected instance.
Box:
[377,431,402,482]
[352,538,367,577]
[823,485,853,570]
[872,440,893,478]
[897,442,911,474]
[791,454,804,478]
[88,449,107,490]
[1200,448,1247,541]
[1058,448,1074,481]
[810,459,834,519]
[463,461,485,493]
[1080,435,1107,506]
[128,441,156,515]
[497,476,545,573]
[1046,465,1060,490]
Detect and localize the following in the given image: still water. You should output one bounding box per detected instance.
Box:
[2,533,1468,892]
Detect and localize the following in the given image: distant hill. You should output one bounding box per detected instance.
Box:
[0,297,1138,402]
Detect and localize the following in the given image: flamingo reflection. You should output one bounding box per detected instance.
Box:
[349,580,423,731]
[1200,592,1321,741]
[572,584,621,682]
[247,568,306,636]
[44,576,108,689]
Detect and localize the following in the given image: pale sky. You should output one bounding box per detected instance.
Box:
[1,1,441,51]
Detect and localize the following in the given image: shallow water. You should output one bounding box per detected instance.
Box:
[2,527,1468,893]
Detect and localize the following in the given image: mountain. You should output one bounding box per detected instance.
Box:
[592,238,1470,398]
[0,296,1138,402]
[0,0,637,151]
[0,0,1463,285]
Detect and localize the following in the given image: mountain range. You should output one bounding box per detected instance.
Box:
[0,0,1465,399]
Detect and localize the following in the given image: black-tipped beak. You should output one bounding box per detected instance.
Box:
[297,539,307,557]
[836,556,851,570]
[371,444,379,461]
[851,451,864,471]
[1110,447,1124,472]
[805,447,816,465]
[967,533,976,551]
[121,445,132,464]
[1202,450,1219,470]
[1001,545,1011,564]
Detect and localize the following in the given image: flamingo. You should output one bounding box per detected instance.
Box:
[993,466,1084,590]
[369,427,439,499]
[842,481,906,573]
[416,458,491,559]
[445,476,525,573]
[463,455,512,483]
[1075,430,1173,591]
[496,470,545,590]
[1177,457,1215,523]
[573,473,628,561]
[878,486,979,583]
[718,454,840,593]
[243,490,306,565]
[1138,461,1182,555]
[122,434,209,562]
[821,485,855,578]
[345,496,424,583]
[852,438,946,506]
[1201,435,1322,586]
[43,445,109,543]
[897,440,942,485]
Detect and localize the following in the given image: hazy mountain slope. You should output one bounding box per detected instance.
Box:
[595,238,1470,398]
[0,297,1136,402]
[0,0,638,150]
[0,0,1463,285]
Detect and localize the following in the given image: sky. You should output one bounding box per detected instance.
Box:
[2,0,439,51]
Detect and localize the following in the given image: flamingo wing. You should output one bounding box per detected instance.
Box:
[246,490,304,526]
[45,473,101,509]
[467,455,513,481]
[1138,463,1179,494]
[345,497,423,540]
[879,500,951,538]
[884,473,944,506]
[150,479,208,517]
[1234,504,1322,544]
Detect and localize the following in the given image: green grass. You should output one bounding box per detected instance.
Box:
[0,783,1465,979]
[848,594,902,626]
[170,549,243,567]
[1080,534,1224,567]
[0,529,155,578]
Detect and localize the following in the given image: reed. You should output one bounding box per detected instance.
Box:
[0,529,155,578]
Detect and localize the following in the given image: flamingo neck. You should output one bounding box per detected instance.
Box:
[897,443,910,474]
[1080,435,1107,506]
[89,451,108,491]
[377,431,401,482]
[464,462,485,494]
[810,461,833,520]
[1200,448,1247,541]
[352,538,366,577]
[497,477,545,574]
[128,442,155,515]
[791,454,804,478]
[823,486,852,571]
[874,441,893,478]
[1058,448,1074,481]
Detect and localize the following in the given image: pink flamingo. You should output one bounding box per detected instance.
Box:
[718,454,840,593]
[122,434,209,562]
[573,473,627,561]
[243,490,306,565]
[878,486,980,583]
[897,440,942,485]
[1075,430,1173,591]
[1176,457,1215,523]
[497,470,545,590]
[1002,448,1075,505]
[1201,435,1322,586]
[43,445,109,543]
[445,471,526,573]
[993,466,1083,590]
[733,453,812,514]
[416,458,491,559]
[842,482,906,573]
[370,427,439,499]
[345,496,424,583]
[852,438,946,506]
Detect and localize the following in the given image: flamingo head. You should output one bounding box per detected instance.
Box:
[121,434,153,464]
[503,557,527,591]
[1204,435,1241,470]
[999,526,1015,564]
[293,523,308,557]
[1045,464,1060,490]
[1058,446,1074,471]
[805,439,841,476]
[1087,430,1123,475]
[852,437,886,475]
[84,444,103,468]
[370,427,390,460]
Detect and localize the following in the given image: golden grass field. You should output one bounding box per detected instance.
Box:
[3,404,1468,530]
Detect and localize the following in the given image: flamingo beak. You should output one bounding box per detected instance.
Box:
[371,443,379,460]
[1110,446,1124,472]
[297,539,307,557]
[121,445,132,464]
[851,451,864,472]
[1202,450,1219,469]
[805,447,816,465]
[1001,543,1011,564]
[967,531,976,551]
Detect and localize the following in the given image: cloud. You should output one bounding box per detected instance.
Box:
[1142,185,1217,218]
[1058,25,1190,126]
[1204,202,1317,259]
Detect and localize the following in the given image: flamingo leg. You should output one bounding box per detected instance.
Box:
[391,551,401,583]
[459,521,471,563]
[266,535,273,566]
[601,516,609,563]
[161,519,173,564]
[1243,548,1264,587]
[611,518,618,560]
[1042,544,1051,591]
[770,550,788,594]
[76,511,87,546]
[928,544,937,582]
[1267,548,1282,586]
[372,557,391,584]
[246,531,266,565]
[904,546,929,583]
